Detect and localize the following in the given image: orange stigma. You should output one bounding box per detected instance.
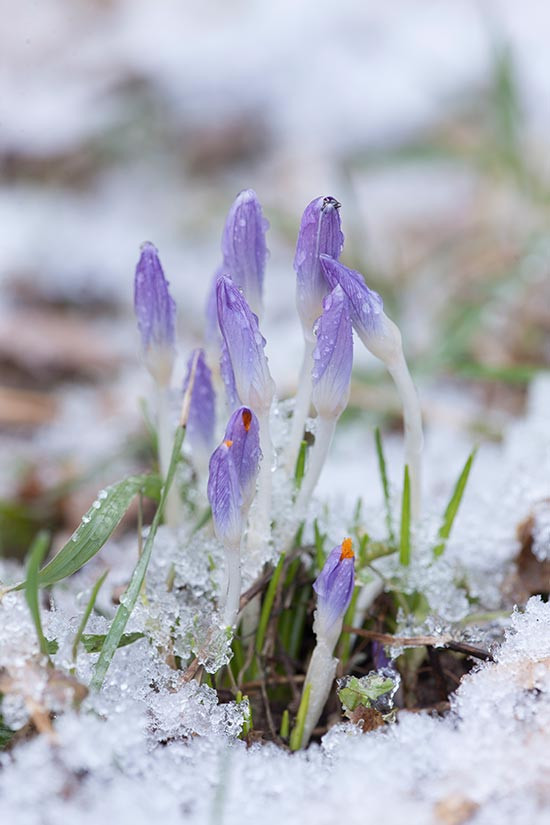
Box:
[224,439,233,448]
[340,537,354,560]
[242,409,252,432]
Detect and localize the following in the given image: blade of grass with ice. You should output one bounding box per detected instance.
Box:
[13,474,160,591]
[433,449,476,558]
[255,553,285,655]
[72,570,109,662]
[24,531,51,658]
[90,425,185,690]
[399,466,411,566]
[290,682,311,751]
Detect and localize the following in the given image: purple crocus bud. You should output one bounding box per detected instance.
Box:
[134,242,177,385]
[216,275,275,414]
[183,348,215,456]
[220,338,240,411]
[313,538,355,636]
[320,256,403,365]
[311,285,353,419]
[221,189,268,318]
[207,440,243,549]
[294,196,344,340]
[223,406,261,512]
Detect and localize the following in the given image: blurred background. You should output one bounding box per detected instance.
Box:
[1,0,549,555]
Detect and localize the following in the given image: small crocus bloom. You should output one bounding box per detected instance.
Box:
[221,189,268,318]
[223,406,261,512]
[311,285,353,419]
[134,242,177,384]
[182,348,215,455]
[216,275,275,414]
[320,256,404,364]
[313,538,355,635]
[294,196,344,339]
[207,440,243,549]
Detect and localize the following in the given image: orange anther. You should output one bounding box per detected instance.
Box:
[224,439,233,448]
[339,537,354,560]
[242,409,252,431]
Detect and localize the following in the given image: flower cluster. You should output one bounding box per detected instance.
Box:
[133,187,422,631]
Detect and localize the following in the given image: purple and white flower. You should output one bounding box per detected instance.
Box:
[295,197,344,339]
[311,285,353,420]
[221,189,268,318]
[134,242,177,385]
[207,440,243,550]
[183,349,216,458]
[223,406,261,513]
[313,538,355,636]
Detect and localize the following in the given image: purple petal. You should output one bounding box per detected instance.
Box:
[320,256,383,340]
[134,242,176,353]
[313,539,355,631]
[207,441,243,548]
[223,406,262,512]
[204,267,223,347]
[220,337,240,411]
[221,189,269,318]
[216,275,275,414]
[183,349,216,454]
[311,285,353,419]
[294,196,344,336]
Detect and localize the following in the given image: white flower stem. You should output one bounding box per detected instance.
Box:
[246,409,274,560]
[157,387,181,528]
[222,544,242,628]
[282,338,315,474]
[294,415,336,519]
[386,352,423,520]
[300,619,342,746]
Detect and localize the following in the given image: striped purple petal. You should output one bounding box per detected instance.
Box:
[223,406,261,512]
[216,275,275,414]
[183,349,216,454]
[221,189,269,318]
[134,242,176,354]
[313,539,355,632]
[311,285,353,419]
[207,441,243,549]
[294,196,344,337]
[319,256,383,340]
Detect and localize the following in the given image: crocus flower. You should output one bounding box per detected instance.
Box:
[220,338,240,411]
[221,189,268,318]
[295,196,344,340]
[320,255,423,519]
[313,538,355,639]
[311,285,353,420]
[292,538,355,749]
[183,348,215,458]
[216,275,275,414]
[207,440,243,551]
[134,241,177,385]
[223,406,261,513]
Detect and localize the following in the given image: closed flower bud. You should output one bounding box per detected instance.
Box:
[183,349,216,457]
[221,189,269,319]
[311,285,353,420]
[313,538,355,638]
[295,197,344,340]
[216,275,275,415]
[207,441,243,550]
[134,242,177,385]
[223,406,261,514]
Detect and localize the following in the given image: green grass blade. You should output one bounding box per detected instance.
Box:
[81,632,144,653]
[280,708,289,740]
[13,474,159,591]
[24,531,51,657]
[375,428,395,544]
[90,426,185,690]
[255,553,285,655]
[294,440,307,490]
[434,449,476,558]
[399,466,411,566]
[290,682,311,751]
[72,570,108,662]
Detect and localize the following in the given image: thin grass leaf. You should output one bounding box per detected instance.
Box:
[399,466,411,567]
[280,708,289,740]
[24,531,51,658]
[290,682,311,751]
[0,716,15,750]
[72,570,109,662]
[255,553,285,655]
[434,449,476,558]
[90,425,185,690]
[375,428,395,544]
[81,632,144,653]
[13,474,160,591]
[294,440,307,491]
